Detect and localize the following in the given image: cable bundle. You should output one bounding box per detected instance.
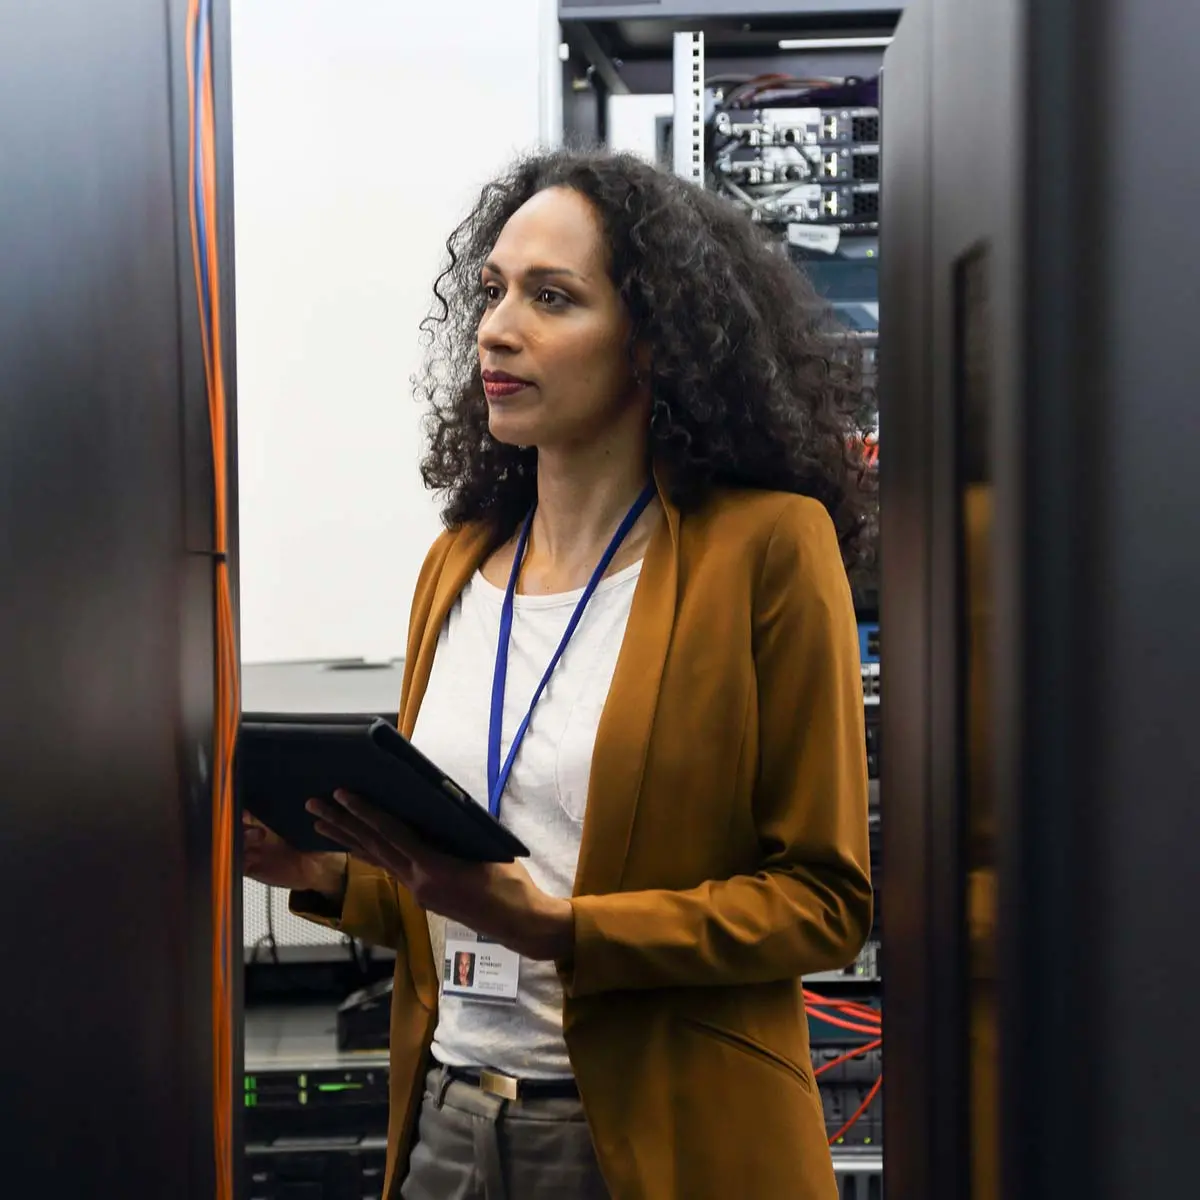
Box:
[804,989,883,1146]
[187,1,239,1196]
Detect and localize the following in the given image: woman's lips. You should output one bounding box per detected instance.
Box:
[483,379,529,400]
[482,370,532,400]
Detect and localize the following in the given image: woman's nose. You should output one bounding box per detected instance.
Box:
[478,299,523,354]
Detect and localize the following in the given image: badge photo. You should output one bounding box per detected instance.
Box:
[442,937,521,1002]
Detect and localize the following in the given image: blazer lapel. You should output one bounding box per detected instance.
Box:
[574,473,679,897]
[398,523,493,737]
[395,522,492,1008]
[398,488,678,905]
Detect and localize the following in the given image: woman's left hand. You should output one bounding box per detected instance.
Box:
[307,791,574,963]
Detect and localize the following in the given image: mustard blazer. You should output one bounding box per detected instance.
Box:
[293,483,873,1200]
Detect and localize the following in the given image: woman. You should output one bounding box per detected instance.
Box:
[244,148,873,1200]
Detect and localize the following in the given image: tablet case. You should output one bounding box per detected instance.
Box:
[238,713,528,863]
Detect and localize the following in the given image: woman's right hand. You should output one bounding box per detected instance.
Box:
[243,812,347,900]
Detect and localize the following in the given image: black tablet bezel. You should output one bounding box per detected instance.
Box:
[237,713,528,863]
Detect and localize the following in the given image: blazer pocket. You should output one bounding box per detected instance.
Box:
[680,1017,814,1096]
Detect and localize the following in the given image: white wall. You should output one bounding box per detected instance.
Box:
[231,0,558,664]
[607,92,673,165]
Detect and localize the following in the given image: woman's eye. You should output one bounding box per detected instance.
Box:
[482,283,502,303]
[536,288,566,308]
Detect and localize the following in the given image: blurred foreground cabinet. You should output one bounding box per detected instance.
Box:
[0,1,238,1195]
[882,2,1200,1199]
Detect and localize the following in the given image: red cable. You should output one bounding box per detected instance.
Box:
[813,1038,882,1079]
[809,1012,881,1035]
[828,1074,883,1146]
[805,992,882,1024]
[803,990,883,1145]
[804,987,880,1013]
[810,1013,881,1035]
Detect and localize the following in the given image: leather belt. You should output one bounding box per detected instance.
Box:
[443,1065,579,1102]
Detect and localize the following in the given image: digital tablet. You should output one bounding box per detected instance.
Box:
[238,714,528,863]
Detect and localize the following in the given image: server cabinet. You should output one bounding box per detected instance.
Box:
[882,1,1200,1198]
[0,1,238,1195]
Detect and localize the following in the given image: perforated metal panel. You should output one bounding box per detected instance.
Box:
[242,879,346,957]
[671,31,705,183]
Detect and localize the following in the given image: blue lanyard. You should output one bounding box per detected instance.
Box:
[486,483,656,818]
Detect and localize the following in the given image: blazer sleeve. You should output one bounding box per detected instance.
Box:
[564,498,873,997]
[289,855,409,950]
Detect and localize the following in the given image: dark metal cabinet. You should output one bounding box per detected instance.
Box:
[882,1,1200,1198]
[0,1,237,1195]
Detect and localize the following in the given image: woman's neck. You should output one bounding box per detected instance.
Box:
[505,441,657,594]
[532,448,650,560]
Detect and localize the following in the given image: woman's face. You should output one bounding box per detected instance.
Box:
[477,186,639,450]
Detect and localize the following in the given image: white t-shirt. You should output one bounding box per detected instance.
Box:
[409,560,641,1078]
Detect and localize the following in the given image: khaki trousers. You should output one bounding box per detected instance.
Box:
[398,1067,610,1200]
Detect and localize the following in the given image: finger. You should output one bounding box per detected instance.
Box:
[307,796,416,866]
[333,822,412,877]
[311,818,371,856]
[330,790,431,860]
[308,794,438,883]
[313,821,396,875]
[242,850,269,876]
[307,797,388,852]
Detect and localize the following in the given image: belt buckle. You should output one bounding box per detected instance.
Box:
[479,1069,520,1102]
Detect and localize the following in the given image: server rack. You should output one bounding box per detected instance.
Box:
[560,6,895,1193]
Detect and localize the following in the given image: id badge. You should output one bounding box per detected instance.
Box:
[442,923,520,1003]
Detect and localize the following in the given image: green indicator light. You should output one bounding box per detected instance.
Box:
[299,1074,307,1087]
[299,1091,308,1105]
[317,1082,364,1093]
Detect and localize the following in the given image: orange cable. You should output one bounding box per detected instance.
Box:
[187,2,238,1196]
